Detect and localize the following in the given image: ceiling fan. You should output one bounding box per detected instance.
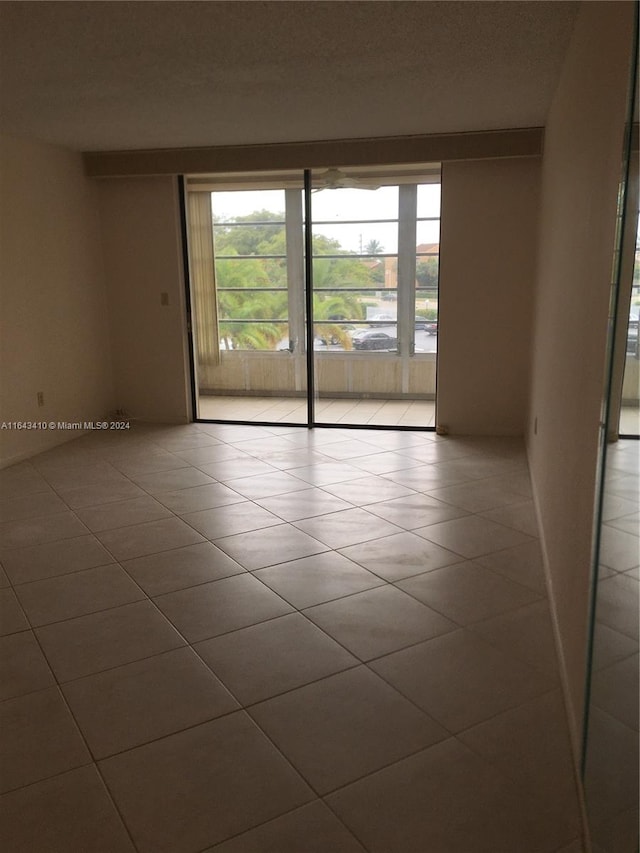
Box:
[313,168,380,191]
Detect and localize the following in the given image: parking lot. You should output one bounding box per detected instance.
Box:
[313,325,438,353]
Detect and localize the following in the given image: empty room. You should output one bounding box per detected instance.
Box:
[0,2,637,852]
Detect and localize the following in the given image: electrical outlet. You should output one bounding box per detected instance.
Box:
[37,391,44,407]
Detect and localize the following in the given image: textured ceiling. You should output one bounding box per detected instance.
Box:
[0,1,580,153]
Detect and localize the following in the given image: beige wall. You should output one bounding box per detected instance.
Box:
[437,157,540,434]
[0,144,542,463]
[96,163,541,431]
[0,134,114,467]
[527,1,635,739]
[96,177,191,424]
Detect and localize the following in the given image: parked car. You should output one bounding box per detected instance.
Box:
[415,318,437,333]
[351,330,398,350]
[316,324,357,345]
[368,314,396,326]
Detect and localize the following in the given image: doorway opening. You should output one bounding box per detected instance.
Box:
[184,165,441,430]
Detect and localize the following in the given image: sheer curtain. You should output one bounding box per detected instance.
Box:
[187,192,220,370]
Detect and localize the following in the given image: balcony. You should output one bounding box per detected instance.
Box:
[197,349,639,433]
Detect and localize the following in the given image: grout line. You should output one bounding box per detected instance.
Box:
[1,423,608,853]
[5,625,143,852]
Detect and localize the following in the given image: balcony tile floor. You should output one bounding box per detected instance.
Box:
[199,395,437,427]
[200,397,640,436]
[0,422,590,852]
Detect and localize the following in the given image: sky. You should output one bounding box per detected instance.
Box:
[211,184,441,253]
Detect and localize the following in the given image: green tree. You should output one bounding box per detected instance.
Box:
[218,289,288,350]
[313,291,367,349]
[312,255,372,289]
[213,210,285,257]
[364,239,384,255]
[368,259,385,285]
[415,307,438,321]
[416,257,439,288]
[215,255,276,289]
[212,209,381,350]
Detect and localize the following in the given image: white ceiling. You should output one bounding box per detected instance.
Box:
[0,1,579,153]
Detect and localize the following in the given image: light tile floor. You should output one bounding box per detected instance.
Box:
[618,406,639,437]
[199,397,637,436]
[0,423,586,852]
[584,439,639,853]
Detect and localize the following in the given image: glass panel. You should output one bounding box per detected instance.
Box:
[214,206,288,352]
[311,256,384,290]
[188,181,307,424]
[350,325,398,352]
[415,194,440,358]
[188,167,440,429]
[311,222,399,256]
[417,183,441,218]
[415,281,438,355]
[416,248,439,351]
[311,185,399,221]
[213,227,286,258]
[218,321,289,351]
[619,219,639,435]
[211,189,286,223]
[416,255,439,288]
[312,288,369,324]
[215,257,287,288]
[311,175,439,428]
[416,219,441,246]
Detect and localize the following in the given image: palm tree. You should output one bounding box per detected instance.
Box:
[218,290,288,350]
[313,292,366,349]
[364,239,384,256]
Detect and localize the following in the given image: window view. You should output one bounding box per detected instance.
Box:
[208,182,440,355]
[628,222,639,359]
[186,166,441,427]
[212,191,289,351]
[415,184,441,346]
[620,219,639,435]
[311,186,399,352]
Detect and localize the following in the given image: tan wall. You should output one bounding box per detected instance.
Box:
[526,1,635,739]
[97,177,191,424]
[437,157,540,434]
[0,135,114,466]
[96,163,539,429]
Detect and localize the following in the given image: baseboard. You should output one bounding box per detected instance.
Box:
[0,428,92,470]
[526,444,592,853]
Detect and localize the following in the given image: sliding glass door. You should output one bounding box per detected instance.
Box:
[185,166,441,429]
[186,175,308,424]
[310,170,440,427]
[618,215,639,437]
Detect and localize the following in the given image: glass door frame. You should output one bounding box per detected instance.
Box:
[182,168,439,432]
